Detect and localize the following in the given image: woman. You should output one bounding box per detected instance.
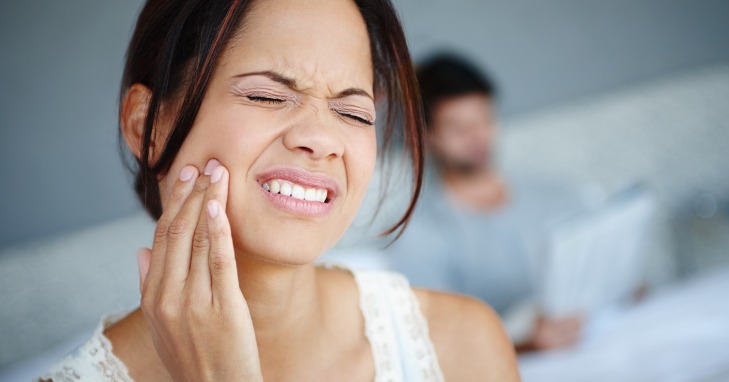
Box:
[39,0,519,380]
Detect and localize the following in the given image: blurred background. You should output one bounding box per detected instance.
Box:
[1,0,728,381]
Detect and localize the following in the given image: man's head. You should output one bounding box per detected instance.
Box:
[417,53,497,174]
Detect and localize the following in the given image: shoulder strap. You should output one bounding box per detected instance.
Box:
[353,269,446,382]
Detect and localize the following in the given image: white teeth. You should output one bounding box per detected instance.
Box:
[262,179,329,203]
[280,182,292,196]
[291,184,305,200]
[315,189,321,202]
[304,188,317,201]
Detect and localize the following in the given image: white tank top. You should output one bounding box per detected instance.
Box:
[38,265,445,382]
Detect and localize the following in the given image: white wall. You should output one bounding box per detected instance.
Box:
[1,0,728,248]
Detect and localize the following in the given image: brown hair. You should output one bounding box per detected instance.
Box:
[118,0,424,240]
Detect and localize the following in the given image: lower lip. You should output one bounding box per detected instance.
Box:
[259,186,334,217]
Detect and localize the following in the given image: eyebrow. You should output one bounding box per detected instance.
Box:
[231,70,374,101]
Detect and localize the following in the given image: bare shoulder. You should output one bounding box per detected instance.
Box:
[413,288,521,381]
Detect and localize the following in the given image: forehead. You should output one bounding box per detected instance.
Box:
[435,94,492,115]
[218,0,374,94]
[432,93,494,129]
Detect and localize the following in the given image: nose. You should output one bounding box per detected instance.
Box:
[282,103,345,160]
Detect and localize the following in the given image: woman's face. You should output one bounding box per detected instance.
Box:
[157,0,377,265]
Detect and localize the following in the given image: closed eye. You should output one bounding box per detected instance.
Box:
[339,112,374,126]
[247,95,286,104]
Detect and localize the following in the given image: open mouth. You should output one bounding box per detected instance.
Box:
[261,179,331,203]
[255,167,338,217]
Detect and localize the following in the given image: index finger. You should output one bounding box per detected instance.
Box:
[143,165,199,293]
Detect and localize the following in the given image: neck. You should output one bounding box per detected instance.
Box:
[236,255,322,335]
[439,164,509,210]
[234,254,325,366]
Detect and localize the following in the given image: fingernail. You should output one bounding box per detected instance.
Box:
[179,166,196,182]
[204,159,221,175]
[211,166,224,183]
[207,200,219,218]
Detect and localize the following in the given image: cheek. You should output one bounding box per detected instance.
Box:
[350,128,377,183]
[342,127,377,210]
[443,133,465,153]
[202,111,267,163]
[158,105,275,210]
[484,125,496,142]
[189,105,278,184]
[201,113,276,216]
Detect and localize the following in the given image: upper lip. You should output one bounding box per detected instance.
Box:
[256,167,340,199]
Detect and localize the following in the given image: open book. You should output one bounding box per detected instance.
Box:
[537,184,656,318]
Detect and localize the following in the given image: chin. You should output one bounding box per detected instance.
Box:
[228,208,350,267]
[223,170,364,266]
[232,231,330,267]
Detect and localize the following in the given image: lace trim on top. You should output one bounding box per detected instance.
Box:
[38,306,135,382]
[321,262,446,382]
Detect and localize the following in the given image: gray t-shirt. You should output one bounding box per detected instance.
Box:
[383,166,587,315]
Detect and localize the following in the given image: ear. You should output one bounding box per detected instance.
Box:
[120,83,154,162]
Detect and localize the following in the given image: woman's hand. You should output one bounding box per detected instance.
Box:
[136,159,263,382]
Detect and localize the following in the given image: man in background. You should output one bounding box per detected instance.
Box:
[385,53,588,352]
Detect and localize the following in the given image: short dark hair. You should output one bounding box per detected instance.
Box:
[415,53,496,127]
[118,0,426,240]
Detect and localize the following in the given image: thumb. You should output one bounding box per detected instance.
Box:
[137,247,152,294]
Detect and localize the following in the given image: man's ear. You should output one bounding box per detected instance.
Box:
[120,83,154,162]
